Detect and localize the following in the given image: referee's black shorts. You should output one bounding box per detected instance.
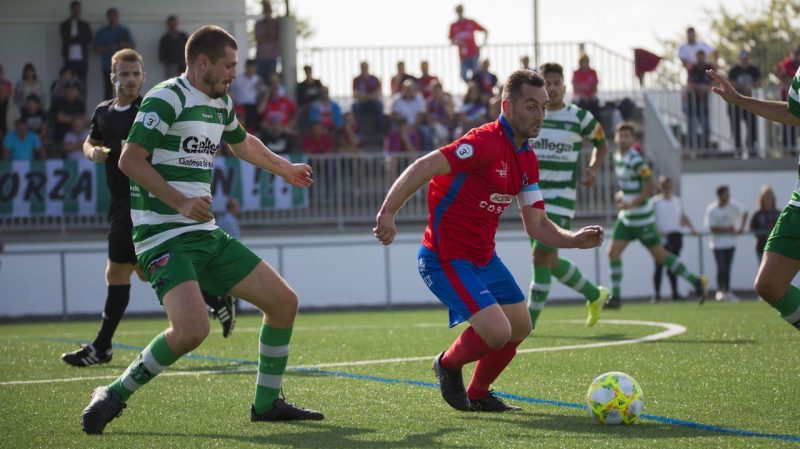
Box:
[108,196,137,264]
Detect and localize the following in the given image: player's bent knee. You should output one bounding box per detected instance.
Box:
[481,327,512,350]
[754,276,787,302]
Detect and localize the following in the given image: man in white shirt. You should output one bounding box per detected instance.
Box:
[704,185,748,301]
[678,27,716,69]
[652,176,698,301]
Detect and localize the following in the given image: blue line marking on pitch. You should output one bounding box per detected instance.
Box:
[47,337,800,443]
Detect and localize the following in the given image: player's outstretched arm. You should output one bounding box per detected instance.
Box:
[119,142,213,222]
[374,151,451,246]
[707,69,800,126]
[229,133,313,188]
[520,206,604,249]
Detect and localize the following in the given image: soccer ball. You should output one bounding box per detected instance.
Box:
[586,371,644,425]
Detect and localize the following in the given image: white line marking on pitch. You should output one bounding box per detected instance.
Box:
[0,319,684,386]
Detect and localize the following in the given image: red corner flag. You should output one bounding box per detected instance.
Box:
[634,48,662,85]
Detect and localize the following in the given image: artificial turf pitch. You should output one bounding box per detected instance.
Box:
[1,299,798,448]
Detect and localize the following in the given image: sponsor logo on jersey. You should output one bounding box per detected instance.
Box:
[530,138,573,153]
[142,111,161,130]
[182,136,219,155]
[479,200,507,214]
[495,161,508,178]
[455,143,474,160]
[147,251,172,273]
[489,193,513,204]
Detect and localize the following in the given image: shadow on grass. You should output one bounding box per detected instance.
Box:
[114,423,481,449]
[533,333,631,342]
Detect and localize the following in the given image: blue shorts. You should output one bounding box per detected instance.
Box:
[418,245,525,327]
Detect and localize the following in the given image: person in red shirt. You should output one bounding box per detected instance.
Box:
[374,70,603,413]
[352,61,384,138]
[572,53,600,120]
[418,60,440,100]
[259,84,296,132]
[449,4,487,82]
[302,120,333,154]
[778,48,800,149]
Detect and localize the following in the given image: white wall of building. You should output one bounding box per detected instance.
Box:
[2,169,798,318]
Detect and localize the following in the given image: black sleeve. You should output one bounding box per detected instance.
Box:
[88,103,104,142]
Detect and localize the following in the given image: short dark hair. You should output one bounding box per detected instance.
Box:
[687,27,695,33]
[716,185,729,196]
[502,70,544,101]
[106,7,117,16]
[166,15,177,24]
[185,25,238,65]
[615,121,635,135]
[539,62,564,79]
[70,1,80,10]
[246,59,256,67]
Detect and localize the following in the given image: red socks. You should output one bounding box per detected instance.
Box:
[440,326,493,369]
[467,340,521,401]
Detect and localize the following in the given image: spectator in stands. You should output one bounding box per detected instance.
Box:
[302,120,333,154]
[678,27,716,69]
[20,95,47,147]
[449,4,487,82]
[458,80,487,134]
[777,48,800,151]
[2,118,43,161]
[259,83,296,133]
[426,80,455,148]
[471,58,498,104]
[254,0,280,83]
[50,82,85,145]
[352,61,384,139]
[158,15,188,79]
[296,65,323,109]
[749,185,780,263]
[704,185,748,301]
[652,175,698,301]
[391,79,431,151]
[13,63,46,109]
[62,116,89,160]
[0,65,12,98]
[390,61,418,96]
[727,50,761,156]
[231,59,264,133]
[93,8,134,99]
[309,86,343,137]
[520,55,531,71]
[59,1,92,87]
[260,115,293,155]
[337,112,359,152]
[0,82,13,143]
[217,197,241,240]
[572,53,601,120]
[51,66,85,102]
[417,61,440,100]
[384,117,420,154]
[685,49,714,150]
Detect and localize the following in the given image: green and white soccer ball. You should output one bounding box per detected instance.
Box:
[586,371,644,425]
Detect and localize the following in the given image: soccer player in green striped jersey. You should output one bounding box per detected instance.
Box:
[80,26,323,435]
[606,122,707,308]
[706,68,800,331]
[528,63,610,329]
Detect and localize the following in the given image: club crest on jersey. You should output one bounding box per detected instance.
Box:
[147,251,172,273]
[217,112,225,124]
[495,161,508,178]
[455,143,474,160]
[142,111,161,130]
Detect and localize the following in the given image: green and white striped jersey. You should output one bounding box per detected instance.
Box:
[126,76,247,254]
[530,103,606,219]
[788,66,800,208]
[613,148,654,227]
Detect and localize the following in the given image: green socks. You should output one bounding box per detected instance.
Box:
[253,325,293,414]
[553,258,600,302]
[610,260,622,299]
[109,332,180,401]
[529,265,551,328]
[772,285,800,330]
[664,253,698,283]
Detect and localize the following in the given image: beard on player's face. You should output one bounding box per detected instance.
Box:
[202,72,228,99]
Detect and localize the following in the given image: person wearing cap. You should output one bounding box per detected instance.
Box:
[727,50,761,156]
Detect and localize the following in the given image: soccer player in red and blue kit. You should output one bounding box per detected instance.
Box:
[374,70,604,412]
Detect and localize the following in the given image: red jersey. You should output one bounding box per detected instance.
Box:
[422,117,544,265]
[263,96,296,127]
[418,74,440,99]
[572,68,599,98]
[449,19,485,59]
[778,57,800,98]
[302,131,333,154]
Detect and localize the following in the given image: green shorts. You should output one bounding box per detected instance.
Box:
[531,213,572,253]
[611,219,662,248]
[137,229,262,302]
[764,205,800,261]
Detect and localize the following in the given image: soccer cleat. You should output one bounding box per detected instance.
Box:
[250,398,324,421]
[696,275,709,304]
[432,352,470,411]
[211,296,236,338]
[586,286,608,327]
[61,344,112,367]
[469,391,522,412]
[80,386,127,434]
[604,295,622,310]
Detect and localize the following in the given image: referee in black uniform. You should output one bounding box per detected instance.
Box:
[62,49,234,367]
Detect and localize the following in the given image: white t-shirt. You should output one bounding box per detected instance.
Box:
[704,200,744,249]
[678,41,714,65]
[231,74,261,106]
[653,194,683,234]
[391,94,425,126]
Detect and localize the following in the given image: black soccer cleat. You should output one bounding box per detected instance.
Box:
[604,296,622,310]
[250,398,324,421]
[469,391,522,412]
[80,386,127,434]
[432,352,470,411]
[62,344,112,367]
[209,296,236,338]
